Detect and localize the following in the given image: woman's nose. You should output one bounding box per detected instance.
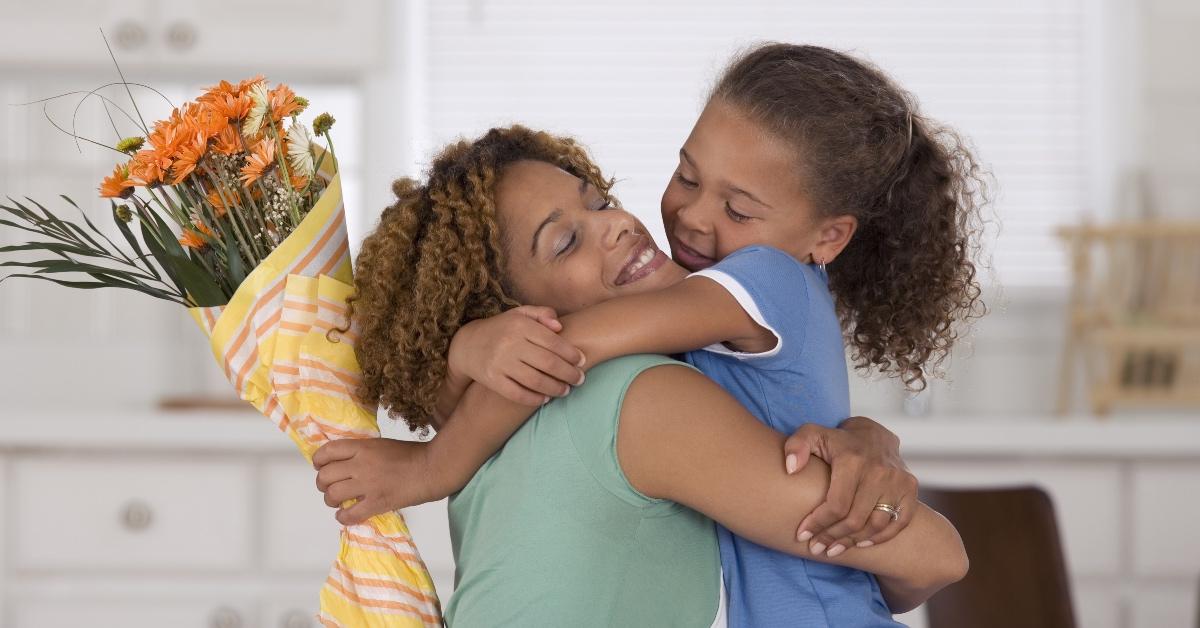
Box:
[601,210,638,250]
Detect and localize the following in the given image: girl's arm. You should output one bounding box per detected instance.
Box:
[412,277,771,496]
[557,274,777,365]
[618,364,968,613]
[433,275,772,417]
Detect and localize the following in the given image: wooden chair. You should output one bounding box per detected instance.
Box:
[1057,222,1200,415]
[920,486,1077,628]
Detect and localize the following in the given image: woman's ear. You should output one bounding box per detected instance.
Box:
[811,214,858,265]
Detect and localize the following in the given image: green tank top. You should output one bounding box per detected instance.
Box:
[445,354,722,627]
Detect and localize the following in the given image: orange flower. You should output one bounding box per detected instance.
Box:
[211,124,243,156]
[289,172,310,192]
[237,75,266,97]
[148,119,185,156]
[170,133,208,184]
[99,163,135,199]
[239,139,276,187]
[178,220,216,250]
[207,190,230,219]
[267,83,301,122]
[207,92,252,122]
[200,80,238,105]
[128,149,172,187]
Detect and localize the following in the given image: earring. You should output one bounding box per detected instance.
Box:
[816,256,826,273]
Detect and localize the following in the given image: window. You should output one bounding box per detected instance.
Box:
[424,0,1091,286]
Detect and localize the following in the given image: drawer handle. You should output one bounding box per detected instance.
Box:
[112,20,148,51]
[210,606,243,628]
[119,499,154,531]
[165,21,198,52]
[281,610,314,628]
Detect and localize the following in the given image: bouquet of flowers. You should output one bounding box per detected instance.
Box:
[0,76,442,627]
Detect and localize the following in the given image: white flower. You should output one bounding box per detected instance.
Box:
[286,123,315,179]
[242,82,270,139]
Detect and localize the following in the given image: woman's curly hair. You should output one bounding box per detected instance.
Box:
[340,125,613,431]
[713,43,991,390]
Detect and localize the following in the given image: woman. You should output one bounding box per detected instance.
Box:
[315,126,967,626]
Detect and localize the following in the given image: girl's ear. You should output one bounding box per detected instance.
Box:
[811,214,858,265]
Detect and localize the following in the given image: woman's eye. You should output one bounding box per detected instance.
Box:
[555,233,577,257]
[674,172,698,189]
[594,198,615,211]
[725,203,751,223]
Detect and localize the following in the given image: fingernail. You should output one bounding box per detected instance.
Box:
[785,454,798,474]
[578,355,587,367]
[856,540,874,548]
[561,386,571,397]
[576,372,586,386]
[826,544,846,558]
[810,542,826,556]
[542,396,551,405]
[797,530,813,542]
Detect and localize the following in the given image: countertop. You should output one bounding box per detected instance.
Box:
[0,412,1197,458]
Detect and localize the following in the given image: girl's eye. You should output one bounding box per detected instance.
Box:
[674,172,698,189]
[725,203,751,223]
[593,198,615,211]
[555,232,577,257]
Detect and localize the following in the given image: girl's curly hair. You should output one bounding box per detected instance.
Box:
[713,43,990,390]
[341,125,612,431]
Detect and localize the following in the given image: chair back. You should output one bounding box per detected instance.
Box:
[920,485,1077,628]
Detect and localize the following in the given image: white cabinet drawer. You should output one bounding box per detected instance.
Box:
[1130,583,1198,628]
[12,598,255,628]
[13,456,253,570]
[1132,461,1200,576]
[907,459,1123,577]
[262,459,342,571]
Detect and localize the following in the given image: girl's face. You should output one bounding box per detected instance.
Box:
[660,99,826,272]
[497,160,689,316]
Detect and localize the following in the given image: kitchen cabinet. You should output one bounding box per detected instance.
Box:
[0,0,386,74]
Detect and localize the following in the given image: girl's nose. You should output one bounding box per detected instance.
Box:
[673,199,713,236]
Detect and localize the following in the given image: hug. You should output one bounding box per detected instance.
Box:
[314,42,986,627]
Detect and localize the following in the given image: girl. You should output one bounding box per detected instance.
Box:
[316,126,967,626]
[316,43,985,626]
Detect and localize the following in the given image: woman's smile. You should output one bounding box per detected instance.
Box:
[615,236,670,285]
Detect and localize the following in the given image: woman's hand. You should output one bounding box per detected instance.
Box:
[313,438,444,526]
[448,305,587,406]
[784,416,918,558]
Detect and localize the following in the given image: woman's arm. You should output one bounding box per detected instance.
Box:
[618,364,968,613]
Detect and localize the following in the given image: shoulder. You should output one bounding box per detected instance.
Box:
[689,246,826,365]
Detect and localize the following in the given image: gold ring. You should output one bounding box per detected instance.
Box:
[873,503,900,522]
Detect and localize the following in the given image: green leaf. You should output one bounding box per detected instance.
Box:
[0,273,186,305]
[224,225,246,287]
[168,252,227,306]
[0,241,108,258]
[140,219,186,295]
[27,197,107,253]
[111,202,158,280]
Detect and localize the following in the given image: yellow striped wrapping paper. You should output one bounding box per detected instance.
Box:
[187,174,443,627]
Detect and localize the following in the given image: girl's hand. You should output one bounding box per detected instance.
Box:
[313,438,444,526]
[783,416,918,558]
[448,305,586,406]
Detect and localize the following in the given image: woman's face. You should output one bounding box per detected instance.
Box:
[660,99,824,272]
[497,160,689,315]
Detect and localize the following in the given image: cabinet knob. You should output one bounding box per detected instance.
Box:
[281,610,314,628]
[119,499,153,531]
[210,606,243,628]
[165,22,198,52]
[112,21,148,51]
